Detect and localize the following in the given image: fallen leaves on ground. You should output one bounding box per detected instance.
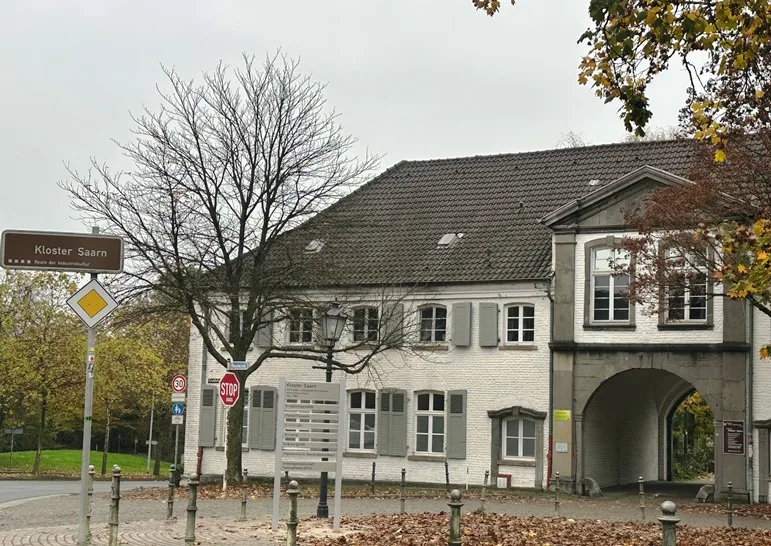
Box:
[299,513,771,545]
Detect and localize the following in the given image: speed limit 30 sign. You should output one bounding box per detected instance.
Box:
[172,375,187,393]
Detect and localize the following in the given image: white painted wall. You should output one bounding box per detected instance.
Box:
[184,282,551,489]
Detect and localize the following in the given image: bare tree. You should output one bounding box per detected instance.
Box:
[61,53,415,482]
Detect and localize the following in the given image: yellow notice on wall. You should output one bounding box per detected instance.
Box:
[553,409,572,421]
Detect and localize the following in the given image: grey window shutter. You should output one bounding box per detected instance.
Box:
[389,390,408,456]
[478,303,499,347]
[256,312,273,348]
[446,390,467,459]
[199,386,216,447]
[248,387,262,449]
[383,303,404,346]
[259,387,278,450]
[452,302,472,347]
[377,391,391,455]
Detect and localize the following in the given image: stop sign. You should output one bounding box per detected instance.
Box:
[219,372,240,407]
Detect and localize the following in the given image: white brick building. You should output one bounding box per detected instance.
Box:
[184,140,769,499]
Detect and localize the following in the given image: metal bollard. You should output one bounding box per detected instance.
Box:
[185,474,199,546]
[86,464,95,544]
[727,481,734,527]
[286,480,300,546]
[400,468,406,514]
[481,470,489,513]
[658,501,680,546]
[371,462,376,494]
[554,471,561,518]
[445,461,451,493]
[108,465,122,546]
[167,464,176,521]
[638,477,645,520]
[448,489,463,546]
[239,468,248,521]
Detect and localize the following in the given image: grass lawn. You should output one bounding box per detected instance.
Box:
[0,450,170,477]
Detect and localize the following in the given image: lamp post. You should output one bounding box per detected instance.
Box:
[316,302,347,519]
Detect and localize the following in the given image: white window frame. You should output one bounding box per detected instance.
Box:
[419,305,447,343]
[288,308,314,345]
[590,247,631,323]
[503,416,536,460]
[352,307,380,343]
[665,250,708,323]
[504,304,536,344]
[415,391,445,455]
[347,390,377,452]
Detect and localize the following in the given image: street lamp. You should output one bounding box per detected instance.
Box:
[316,301,347,518]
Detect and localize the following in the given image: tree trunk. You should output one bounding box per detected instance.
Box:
[33,391,47,475]
[101,409,111,476]
[225,373,247,486]
[153,425,162,476]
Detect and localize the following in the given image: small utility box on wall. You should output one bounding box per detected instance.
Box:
[496,473,511,488]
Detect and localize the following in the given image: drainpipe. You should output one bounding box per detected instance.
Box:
[545,274,555,489]
[747,300,754,503]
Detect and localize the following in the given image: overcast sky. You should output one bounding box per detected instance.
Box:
[0,0,689,234]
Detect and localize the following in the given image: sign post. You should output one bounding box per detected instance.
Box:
[171,375,186,468]
[272,379,346,531]
[3,428,23,465]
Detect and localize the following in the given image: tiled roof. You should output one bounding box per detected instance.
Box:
[288,139,699,285]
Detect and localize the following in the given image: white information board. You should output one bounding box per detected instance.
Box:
[272,378,346,531]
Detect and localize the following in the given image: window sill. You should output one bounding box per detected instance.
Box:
[583,323,635,331]
[415,344,449,351]
[344,451,377,459]
[408,454,446,462]
[498,458,536,468]
[658,323,713,330]
[499,345,538,351]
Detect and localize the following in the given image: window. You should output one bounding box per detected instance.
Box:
[505,305,535,343]
[353,307,379,342]
[665,250,708,322]
[503,417,536,459]
[416,392,445,454]
[420,306,447,342]
[348,391,376,451]
[242,390,249,444]
[289,308,313,344]
[591,247,631,322]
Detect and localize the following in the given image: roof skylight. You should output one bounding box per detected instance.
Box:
[304,239,324,253]
[437,233,464,248]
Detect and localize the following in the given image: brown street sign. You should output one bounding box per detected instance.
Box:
[1,230,124,274]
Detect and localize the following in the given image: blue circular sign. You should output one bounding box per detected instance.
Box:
[172,402,185,415]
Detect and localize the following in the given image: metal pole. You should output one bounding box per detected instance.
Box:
[239,468,248,521]
[86,465,95,544]
[481,470,489,513]
[445,461,450,492]
[448,489,463,546]
[166,464,176,521]
[174,424,180,468]
[286,480,300,546]
[316,346,333,519]
[185,474,199,546]
[727,481,734,527]
[108,465,122,546]
[658,501,680,546]
[371,462,376,494]
[554,471,561,517]
[639,476,645,520]
[146,393,155,472]
[9,431,13,465]
[77,228,99,546]
[400,468,406,514]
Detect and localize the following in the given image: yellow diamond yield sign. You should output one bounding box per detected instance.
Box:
[67,279,118,328]
[78,290,108,318]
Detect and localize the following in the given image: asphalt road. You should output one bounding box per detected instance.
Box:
[0,480,162,504]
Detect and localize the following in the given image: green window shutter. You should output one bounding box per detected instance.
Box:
[248,387,262,449]
[446,390,467,459]
[256,312,273,348]
[478,303,499,347]
[259,387,278,450]
[389,390,408,456]
[199,386,216,447]
[384,304,404,346]
[377,391,391,455]
[452,302,471,347]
